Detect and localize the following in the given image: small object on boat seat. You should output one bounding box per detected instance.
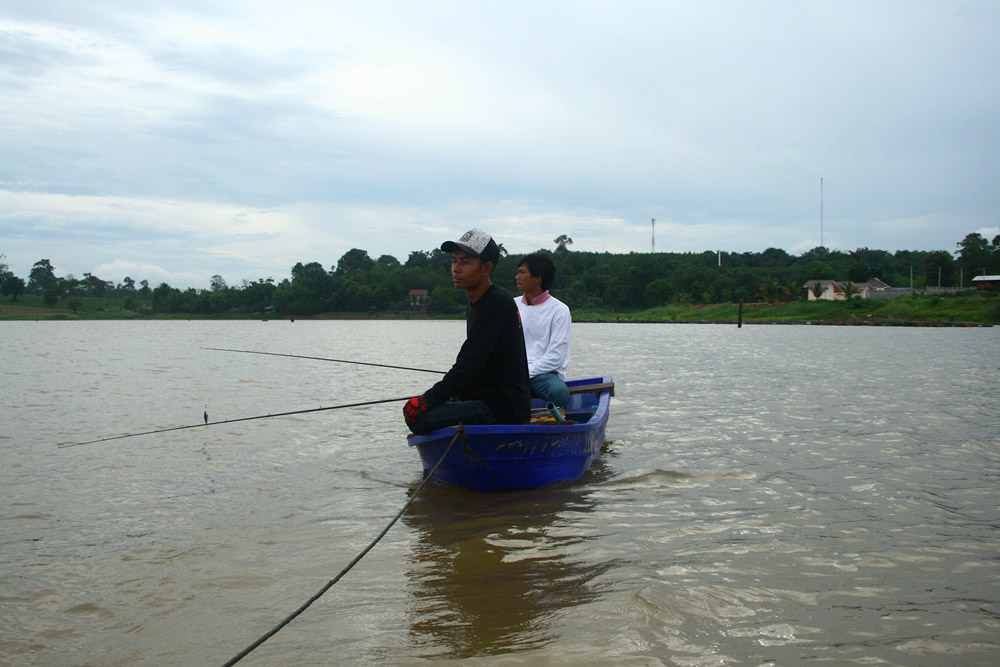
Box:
[547,402,568,422]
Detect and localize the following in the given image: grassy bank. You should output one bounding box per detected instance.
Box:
[573,291,1000,326]
[3,291,998,325]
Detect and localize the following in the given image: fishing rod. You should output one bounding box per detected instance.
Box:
[202,347,445,375]
[58,396,413,448]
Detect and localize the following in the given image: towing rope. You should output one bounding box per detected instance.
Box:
[222,428,463,666]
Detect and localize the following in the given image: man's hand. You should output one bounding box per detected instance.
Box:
[403,395,430,427]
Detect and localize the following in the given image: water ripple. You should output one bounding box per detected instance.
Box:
[1,321,998,665]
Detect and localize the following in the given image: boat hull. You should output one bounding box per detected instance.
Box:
[407,376,612,492]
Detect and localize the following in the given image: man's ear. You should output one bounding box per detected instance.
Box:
[481,260,495,276]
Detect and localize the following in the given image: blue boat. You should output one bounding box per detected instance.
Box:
[407,376,614,492]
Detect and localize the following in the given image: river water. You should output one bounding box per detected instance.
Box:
[2,320,998,666]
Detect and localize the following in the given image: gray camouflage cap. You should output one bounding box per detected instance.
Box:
[441,228,500,265]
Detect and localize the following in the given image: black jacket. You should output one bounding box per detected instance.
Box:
[422,283,531,424]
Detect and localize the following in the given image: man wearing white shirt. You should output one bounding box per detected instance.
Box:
[514,253,571,408]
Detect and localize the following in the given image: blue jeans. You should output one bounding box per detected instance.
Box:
[531,372,570,409]
[408,400,497,435]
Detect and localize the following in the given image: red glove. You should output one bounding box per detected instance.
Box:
[403,395,430,427]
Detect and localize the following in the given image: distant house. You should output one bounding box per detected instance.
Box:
[853,278,893,298]
[971,275,1000,290]
[803,280,842,301]
[802,278,892,301]
[408,289,429,308]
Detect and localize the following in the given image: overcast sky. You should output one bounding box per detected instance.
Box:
[2,1,998,288]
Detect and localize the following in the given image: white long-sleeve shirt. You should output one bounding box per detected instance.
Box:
[515,291,571,379]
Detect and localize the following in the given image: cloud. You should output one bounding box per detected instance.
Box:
[89,259,199,288]
[1,1,998,287]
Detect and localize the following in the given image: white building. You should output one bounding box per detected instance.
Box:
[802,278,892,301]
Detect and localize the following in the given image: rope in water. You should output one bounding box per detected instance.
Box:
[222,428,463,666]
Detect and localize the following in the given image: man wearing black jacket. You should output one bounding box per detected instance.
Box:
[403,228,531,435]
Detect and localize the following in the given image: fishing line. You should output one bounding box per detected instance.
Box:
[58,396,413,448]
[222,428,463,666]
[202,346,446,375]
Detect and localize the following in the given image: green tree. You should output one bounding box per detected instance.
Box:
[80,273,110,297]
[841,281,859,301]
[291,261,331,290]
[850,247,892,280]
[783,280,803,301]
[554,235,574,252]
[807,260,836,280]
[759,276,782,302]
[848,261,868,282]
[670,265,713,303]
[563,279,591,309]
[43,288,59,306]
[644,278,673,306]
[404,250,432,268]
[151,282,176,311]
[956,233,992,274]
[924,250,955,287]
[336,248,375,274]
[208,290,230,312]
[2,274,26,301]
[28,259,58,293]
[428,284,465,314]
[237,278,276,313]
[13,231,992,318]
[1,255,23,301]
[761,247,792,267]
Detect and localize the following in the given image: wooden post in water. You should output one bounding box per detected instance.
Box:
[737,301,743,328]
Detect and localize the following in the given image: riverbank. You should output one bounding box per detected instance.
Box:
[574,291,999,326]
[576,318,992,327]
[2,291,997,325]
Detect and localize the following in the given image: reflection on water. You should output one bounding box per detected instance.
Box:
[403,462,614,659]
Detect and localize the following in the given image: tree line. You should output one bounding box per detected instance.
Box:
[2,231,998,316]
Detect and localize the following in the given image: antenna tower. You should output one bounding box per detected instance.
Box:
[820,178,824,248]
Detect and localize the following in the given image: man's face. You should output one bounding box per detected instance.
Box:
[515,263,542,295]
[451,250,491,290]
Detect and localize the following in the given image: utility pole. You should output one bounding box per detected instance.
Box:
[651,218,655,253]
